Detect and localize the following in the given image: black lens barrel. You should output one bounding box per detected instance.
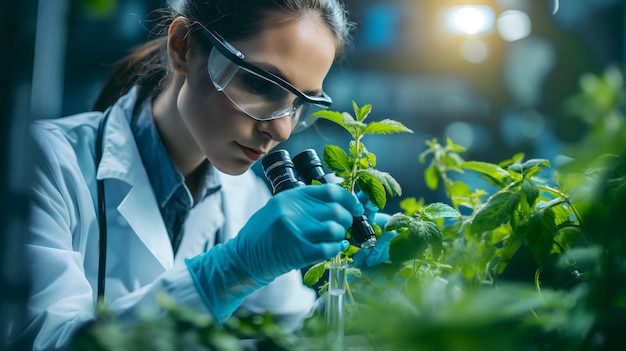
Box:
[262,149,305,194]
[293,149,326,184]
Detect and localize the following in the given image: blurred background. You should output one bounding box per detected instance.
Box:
[1,0,624,348]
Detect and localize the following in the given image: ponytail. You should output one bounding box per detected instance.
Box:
[91,36,168,112]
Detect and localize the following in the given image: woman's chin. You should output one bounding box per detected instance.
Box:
[211,159,254,176]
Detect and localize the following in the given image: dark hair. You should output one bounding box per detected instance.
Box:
[92,0,354,112]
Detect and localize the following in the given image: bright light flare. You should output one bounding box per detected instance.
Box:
[497,10,532,42]
[445,5,495,36]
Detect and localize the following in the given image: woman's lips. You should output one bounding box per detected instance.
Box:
[238,143,266,161]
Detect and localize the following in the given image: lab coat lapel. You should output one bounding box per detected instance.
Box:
[217,170,272,242]
[96,101,174,270]
[218,172,250,242]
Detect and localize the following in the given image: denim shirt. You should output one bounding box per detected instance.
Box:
[130,97,222,254]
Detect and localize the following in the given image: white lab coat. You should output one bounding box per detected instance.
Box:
[15,88,315,350]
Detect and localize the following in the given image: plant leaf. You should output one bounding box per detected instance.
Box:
[422,202,461,220]
[471,191,522,234]
[313,109,364,136]
[459,161,511,187]
[356,172,387,209]
[418,148,433,164]
[522,158,551,171]
[400,197,424,216]
[498,152,525,168]
[313,110,347,129]
[361,168,402,197]
[521,158,551,178]
[323,145,350,174]
[366,152,377,168]
[353,101,372,122]
[303,261,327,287]
[344,244,361,256]
[384,213,413,230]
[446,137,467,152]
[424,163,439,190]
[520,178,539,207]
[493,230,525,275]
[388,232,418,263]
[346,267,362,278]
[448,180,473,209]
[363,119,413,135]
[549,202,572,227]
[386,215,442,262]
[342,112,367,130]
[524,208,557,264]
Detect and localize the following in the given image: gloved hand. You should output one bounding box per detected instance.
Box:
[353,192,398,268]
[186,184,363,322]
[357,191,379,224]
[352,213,398,267]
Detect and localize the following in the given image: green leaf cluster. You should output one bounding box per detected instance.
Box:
[418,138,586,284]
[67,294,302,351]
[385,203,460,263]
[562,66,626,158]
[314,102,412,209]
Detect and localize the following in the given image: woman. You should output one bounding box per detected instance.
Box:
[14,0,363,349]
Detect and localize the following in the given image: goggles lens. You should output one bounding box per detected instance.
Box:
[207,40,331,133]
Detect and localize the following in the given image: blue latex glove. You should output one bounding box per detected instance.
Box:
[186,184,363,322]
[352,213,398,267]
[357,191,379,224]
[353,192,399,267]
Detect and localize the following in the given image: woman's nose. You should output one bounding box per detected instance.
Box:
[257,116,292,142]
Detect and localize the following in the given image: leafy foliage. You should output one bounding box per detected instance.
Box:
[314,101,412,209]
[66,294,304,351]
[415,137,587,284]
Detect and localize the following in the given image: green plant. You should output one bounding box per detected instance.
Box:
[348,149,626,351]
[302,102,413,287]
[67,294,302,351]
[418,138,587,287]
[562,66,626,158]
[340,68,626,350]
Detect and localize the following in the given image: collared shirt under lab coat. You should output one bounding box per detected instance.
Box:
[16,88,315,350]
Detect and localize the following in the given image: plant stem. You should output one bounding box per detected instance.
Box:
[534,266,544,293]
[537,185,585,226]
[348,133,364,193]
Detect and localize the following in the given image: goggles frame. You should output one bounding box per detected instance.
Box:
[201,28,333,120]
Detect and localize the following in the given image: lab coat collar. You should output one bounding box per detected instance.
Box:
[96,88,174,269]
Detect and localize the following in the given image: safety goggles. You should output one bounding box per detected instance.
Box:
[201,29,333,133]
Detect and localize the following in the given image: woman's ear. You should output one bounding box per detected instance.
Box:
[167,17,191,74]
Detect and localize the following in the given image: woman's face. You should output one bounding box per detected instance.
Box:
[177,15,337,175]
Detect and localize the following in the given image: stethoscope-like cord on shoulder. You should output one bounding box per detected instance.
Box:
[95,109,111,301]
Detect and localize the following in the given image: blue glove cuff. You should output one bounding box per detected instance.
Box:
[185,243,264,323]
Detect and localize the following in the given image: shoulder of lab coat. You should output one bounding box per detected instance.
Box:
[18,89,206,350]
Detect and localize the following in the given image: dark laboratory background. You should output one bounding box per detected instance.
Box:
[1,0,624,346]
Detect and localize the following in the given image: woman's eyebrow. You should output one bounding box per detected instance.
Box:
[253,62,323,96]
